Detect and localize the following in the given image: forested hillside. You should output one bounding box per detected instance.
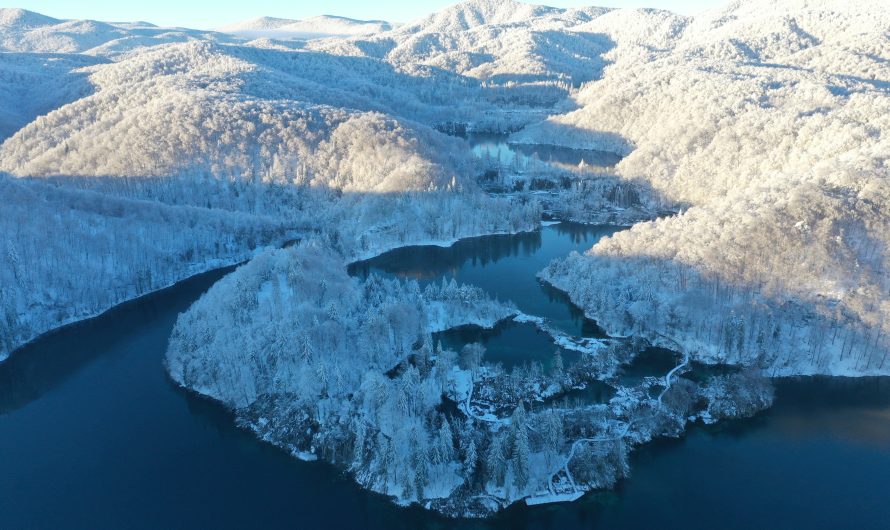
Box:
[0,0,887,514]
[527,0,890,374]
[0,5,547,359]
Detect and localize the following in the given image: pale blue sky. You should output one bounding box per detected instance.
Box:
[13,1,727,28]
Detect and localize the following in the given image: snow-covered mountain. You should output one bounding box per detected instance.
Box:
[218,15,393,40]
[0,7,59,28]
[0,4,542,361]
[400,0,567,32]
[0,0,888,515]
[311,0,616,84]
[0,7,235,56]
[217,16,296,33]
[0,0,886,375]
[522,0,890,376]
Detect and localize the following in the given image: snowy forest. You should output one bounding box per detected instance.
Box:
[166,241,774,516]
[0,0,888,519]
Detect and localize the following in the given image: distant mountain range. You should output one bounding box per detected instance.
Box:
[217,14,394,40]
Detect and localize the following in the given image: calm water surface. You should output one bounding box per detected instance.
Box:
[2,225,889,529]
[350,223,619,338]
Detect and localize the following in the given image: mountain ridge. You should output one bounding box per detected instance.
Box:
[217,14,393,40]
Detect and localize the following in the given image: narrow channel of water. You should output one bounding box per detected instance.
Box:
[2,225,889,529]
[350,222,619,338]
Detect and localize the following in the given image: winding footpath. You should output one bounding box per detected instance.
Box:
[462,376,502,424]
[542,350,691,499]
[658,351,691,404]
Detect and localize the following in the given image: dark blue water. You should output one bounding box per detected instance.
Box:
[436,320,571,369]
[2,225,889,529]
[350,223,620,338]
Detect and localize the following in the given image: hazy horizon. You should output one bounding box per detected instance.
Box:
[8,0,726,29]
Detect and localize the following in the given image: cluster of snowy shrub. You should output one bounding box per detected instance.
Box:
[166,240,774,516]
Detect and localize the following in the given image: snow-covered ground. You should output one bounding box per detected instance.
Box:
[0,0,887,516]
